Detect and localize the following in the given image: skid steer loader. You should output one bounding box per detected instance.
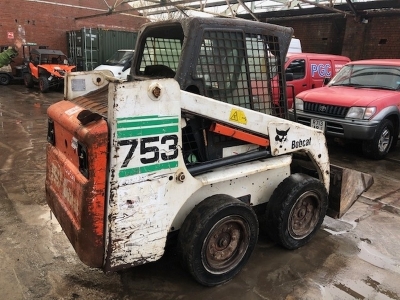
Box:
[46,17,373,286]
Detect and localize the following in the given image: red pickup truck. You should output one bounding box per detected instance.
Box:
[289,59,400,159]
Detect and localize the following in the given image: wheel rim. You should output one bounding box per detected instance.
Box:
[202,216,250,274]
[288,191,321,239]
[378,126,391,152]
[0,76,8,84]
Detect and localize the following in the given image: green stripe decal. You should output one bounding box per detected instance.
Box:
[117,125,179,138]
[117,117,179,129]
[117,116,179,138]
[117,115,159,121]
[119,161,179,177]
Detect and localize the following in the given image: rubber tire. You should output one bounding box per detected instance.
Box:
[391,134,398,150]
[0,74,10,85]
[24,73,34,88]
[39,76,50,93]
[266,173,328,250]
[362,119,394,160]
[177,195,258,286]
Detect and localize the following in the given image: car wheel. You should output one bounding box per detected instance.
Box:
[266,173,328,250]
[362,119,394,160]
[23,73,34,88]
[177,194,258,286]
[0,74,10,85]
[391,136,398,150]
[39,76,50,93]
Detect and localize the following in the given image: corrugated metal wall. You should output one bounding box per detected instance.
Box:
[100,30,137,61]
[67,28,138,71]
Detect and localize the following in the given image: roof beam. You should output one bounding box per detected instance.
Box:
[297,0,354,16]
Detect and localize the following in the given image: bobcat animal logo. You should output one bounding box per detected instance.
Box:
[275,128,290,148]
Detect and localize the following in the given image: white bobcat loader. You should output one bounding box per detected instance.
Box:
[46,17,372,286]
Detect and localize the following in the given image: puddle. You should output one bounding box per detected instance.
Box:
[358,241,400,274]
[322,216,357,235]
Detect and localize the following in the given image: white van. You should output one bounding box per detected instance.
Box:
[94,49,134,80]
[289,38,302,53]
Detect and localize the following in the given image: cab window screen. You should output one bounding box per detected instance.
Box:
[195,31,249,108]
[194,30,283,116]
[139,37,182,76]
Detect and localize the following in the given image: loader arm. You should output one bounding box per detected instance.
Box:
[179,90,374,218]
[179,90,331,192]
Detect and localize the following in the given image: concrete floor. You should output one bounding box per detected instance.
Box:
[0,84,400,300]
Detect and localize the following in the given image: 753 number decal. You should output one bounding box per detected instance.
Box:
[117,135,178,168]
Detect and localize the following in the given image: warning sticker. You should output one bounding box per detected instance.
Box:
[229,109,247,125]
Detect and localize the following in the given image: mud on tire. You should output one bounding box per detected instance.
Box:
[39,76,50,93]
[177,194,258,286]
[266,173,328,250]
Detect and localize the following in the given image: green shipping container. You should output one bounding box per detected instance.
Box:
[67,28,138,71]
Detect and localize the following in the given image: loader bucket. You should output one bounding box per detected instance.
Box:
[327,164,374,219]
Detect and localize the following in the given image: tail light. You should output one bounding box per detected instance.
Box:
[78,143,89,179]
[47,118,55,145]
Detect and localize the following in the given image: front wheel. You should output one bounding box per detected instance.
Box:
[0,73,11,85]
[362,119,394,160]
[39,76,49,93]
[177,195,258,286]
[266,173,328,250]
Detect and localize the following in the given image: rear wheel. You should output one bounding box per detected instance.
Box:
[39,76,49,93]
[266,173,328,250]
[0,74,10,85]
[362,119,394,160]
[177,195,258,286]
[23,73,34,88]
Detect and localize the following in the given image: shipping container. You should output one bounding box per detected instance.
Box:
[67,28,138,71]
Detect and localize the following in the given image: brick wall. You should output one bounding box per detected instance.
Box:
[0,0,147,64]
[269,12,400,60]
[271,16,347,55]
[2,2,400,63]
[343,15,400,59]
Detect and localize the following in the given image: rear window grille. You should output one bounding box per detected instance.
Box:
[304,102,349,118]
[194,31,284,117]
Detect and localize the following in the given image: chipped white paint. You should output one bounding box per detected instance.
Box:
[171,156,291,230]
[104,79,331,270]
[64,70,114,100]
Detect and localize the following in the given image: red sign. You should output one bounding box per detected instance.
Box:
[7,32,14,39]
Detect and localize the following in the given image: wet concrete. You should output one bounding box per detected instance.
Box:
[1,84,400,300]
